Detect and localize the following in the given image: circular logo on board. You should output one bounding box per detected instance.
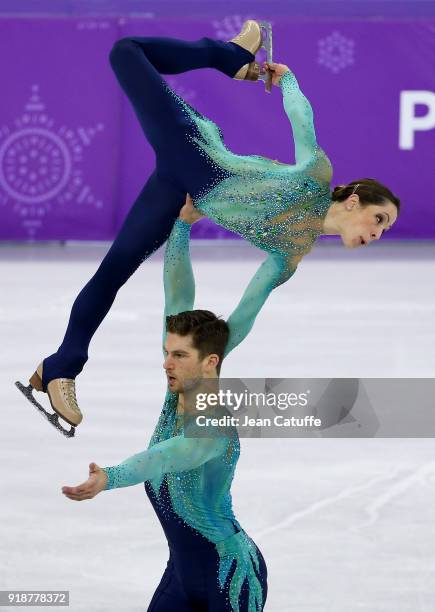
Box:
[0,84,104,237]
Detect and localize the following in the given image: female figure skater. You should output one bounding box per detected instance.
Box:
[17,20,400,435]
[62,197,268,611]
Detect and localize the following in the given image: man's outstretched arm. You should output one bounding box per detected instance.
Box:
[162,194,204,350]
[61,433,227,499]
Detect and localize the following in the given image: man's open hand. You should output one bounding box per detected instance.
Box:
[62,462,108,501]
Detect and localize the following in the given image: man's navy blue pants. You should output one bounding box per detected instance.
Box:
[145,479,268,611]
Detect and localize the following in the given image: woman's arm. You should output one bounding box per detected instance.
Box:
[280,69,318,165]
[224,253,296,357]
[265,62,318,165]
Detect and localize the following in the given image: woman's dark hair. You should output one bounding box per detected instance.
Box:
[166,309,229,375]
[331,178,400,214]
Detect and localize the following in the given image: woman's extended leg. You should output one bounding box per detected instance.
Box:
[38,34,255,395]
[42,171,184,386]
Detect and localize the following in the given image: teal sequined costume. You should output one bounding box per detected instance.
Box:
[99,57,334,611]
[177,69,333,288]
[41,34,333,390]
[102,220,267,611]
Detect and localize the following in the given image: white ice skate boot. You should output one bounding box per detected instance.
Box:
[15,362,82,438]
[229,20,273,91]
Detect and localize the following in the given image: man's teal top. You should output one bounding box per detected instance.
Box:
[102,219,265,610]
[99,69,332,610]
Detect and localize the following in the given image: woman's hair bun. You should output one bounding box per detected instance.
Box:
[331,179,400,212]
[332,184,346,198]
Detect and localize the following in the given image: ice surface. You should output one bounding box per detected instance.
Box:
[1,241,434,611]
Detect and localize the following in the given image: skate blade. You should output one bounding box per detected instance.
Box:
[257,21,273,60]
[15,381,75,438]
[257,21,273,93]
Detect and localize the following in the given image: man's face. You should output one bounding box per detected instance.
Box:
[163,332,217,393]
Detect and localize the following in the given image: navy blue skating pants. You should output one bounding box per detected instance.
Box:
[42,35,254,387]
[145,480,268,611]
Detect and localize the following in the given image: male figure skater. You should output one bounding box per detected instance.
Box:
[62,195,268,611]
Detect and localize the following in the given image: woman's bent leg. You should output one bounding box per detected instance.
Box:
[120,36,254,77]
[42,172,184,388]
[109,36,254,153]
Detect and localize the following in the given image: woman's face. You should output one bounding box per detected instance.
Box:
[341,200,398,248]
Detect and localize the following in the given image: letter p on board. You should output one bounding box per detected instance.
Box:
[400,91,435,149]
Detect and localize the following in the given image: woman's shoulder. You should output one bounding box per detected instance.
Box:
[299,146,332,184]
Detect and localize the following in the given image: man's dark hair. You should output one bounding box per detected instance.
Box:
[166,310,229,375]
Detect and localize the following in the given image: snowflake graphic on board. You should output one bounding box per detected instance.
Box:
[0,84,104,237]
[212,15,267,39]
[318,31,355,74]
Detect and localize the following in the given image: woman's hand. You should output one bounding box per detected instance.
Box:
[62,462,108,501]
[263,62,290,87]
[179,193,205,225]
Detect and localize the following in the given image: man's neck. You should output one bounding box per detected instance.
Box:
[176,393,185,415]
[175,374,220,414]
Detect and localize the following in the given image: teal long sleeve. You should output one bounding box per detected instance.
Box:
[163,219,194,316]
[103,434,227,490]
[280,69,317,165]
[225,253,295,356]
[162,219,194,349]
